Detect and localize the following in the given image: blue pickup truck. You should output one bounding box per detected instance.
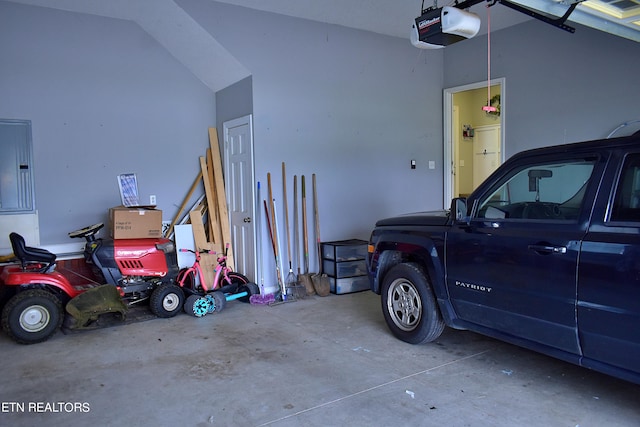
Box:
[366,133,640,385]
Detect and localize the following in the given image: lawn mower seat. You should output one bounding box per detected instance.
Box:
[9,232,57,272]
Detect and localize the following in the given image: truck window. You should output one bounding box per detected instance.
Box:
[477,159,596,220]
[610,154,640,222]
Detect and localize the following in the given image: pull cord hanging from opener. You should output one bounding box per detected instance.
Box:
[482,0,496,113]
[420,0,438,13]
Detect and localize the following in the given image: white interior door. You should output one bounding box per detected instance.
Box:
[473,124,501,188]
[223,115,256,282]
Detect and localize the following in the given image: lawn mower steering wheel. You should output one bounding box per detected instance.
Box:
[68,223,104,239]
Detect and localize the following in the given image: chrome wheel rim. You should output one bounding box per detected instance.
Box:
[387,279,422,331]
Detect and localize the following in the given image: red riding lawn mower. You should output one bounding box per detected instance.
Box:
[0,223,187,344]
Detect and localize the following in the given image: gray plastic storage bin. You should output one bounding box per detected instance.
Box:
[321,239,367,262]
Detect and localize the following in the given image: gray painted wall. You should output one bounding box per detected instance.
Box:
[213,75,253,187]
[2,0,639,289]
[181,0,444,286]
[215,76,253,135]
[444,19,640,157]
[183,0,445,225]
[0,1,217,246]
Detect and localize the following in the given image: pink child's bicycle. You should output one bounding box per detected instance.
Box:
[176,245,258,317]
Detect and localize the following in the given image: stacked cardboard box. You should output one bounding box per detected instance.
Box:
[109,206,162,239]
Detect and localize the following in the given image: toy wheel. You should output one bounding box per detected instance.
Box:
[210,291,226,313]
[237,282,259,303]
[149,284,185,318]
[1,290,63,344]
[184,294,209,317]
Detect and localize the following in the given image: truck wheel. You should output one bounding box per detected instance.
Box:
[149,284,185,318]
[381,263,445,344]
[1,290,63,344]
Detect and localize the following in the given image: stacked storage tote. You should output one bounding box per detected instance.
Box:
[321,239,369,294]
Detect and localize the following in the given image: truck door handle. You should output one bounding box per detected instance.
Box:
[528,244,567,254]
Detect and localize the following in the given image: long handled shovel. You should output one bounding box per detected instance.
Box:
[300,175,315,295]
[292,175,305,299]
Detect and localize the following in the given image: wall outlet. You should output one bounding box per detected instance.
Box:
[150,195,156,205]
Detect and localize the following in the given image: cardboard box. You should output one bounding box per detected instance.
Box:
[109,206,162,239]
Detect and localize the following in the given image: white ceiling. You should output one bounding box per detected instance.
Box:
[5,0,640,92]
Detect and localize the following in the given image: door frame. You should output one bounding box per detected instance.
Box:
[443,77,506,208]
[223,114,257,282]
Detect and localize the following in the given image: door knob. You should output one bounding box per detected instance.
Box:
[243,217,251,223]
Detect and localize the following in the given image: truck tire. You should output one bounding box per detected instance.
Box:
[1,290,63,344]
[381,262,445,344]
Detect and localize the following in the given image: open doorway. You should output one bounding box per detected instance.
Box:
[443,78,505,207]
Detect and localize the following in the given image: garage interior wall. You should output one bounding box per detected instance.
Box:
[0,1,217,249]
[190,0,446,230]
[1,0,639,279]
[215,76,253,136]
[444,19,640,156]
[180,0,445,285]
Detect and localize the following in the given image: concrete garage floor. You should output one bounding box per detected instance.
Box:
[1,290,639,427]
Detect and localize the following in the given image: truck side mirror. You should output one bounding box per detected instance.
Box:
[451,198,468,223]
